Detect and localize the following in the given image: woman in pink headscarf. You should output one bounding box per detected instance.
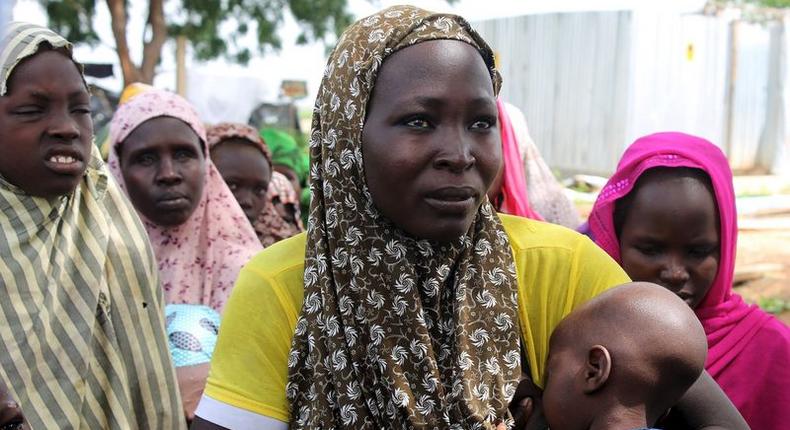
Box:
[488,100,582,228]
[108,89,262,313]
[586,131,790,429]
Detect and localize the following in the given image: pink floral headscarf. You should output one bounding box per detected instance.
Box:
[108,89,262,313]
[586,132,789,429]
[495,99,543,221]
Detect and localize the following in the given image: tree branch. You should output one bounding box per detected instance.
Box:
[140,0,168,84]
[106,0,141,86]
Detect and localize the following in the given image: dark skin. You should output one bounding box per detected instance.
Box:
[210,138,272,224]
[191,41,748,430]
[362,40,501,242]
[119,116,206,227]
[0,49,92,198]
[619,173,720,309]
[0,379,26,430]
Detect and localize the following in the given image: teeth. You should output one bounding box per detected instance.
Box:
[49,155,76,164]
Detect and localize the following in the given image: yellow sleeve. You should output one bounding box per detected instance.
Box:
[503,216,630,388]
[203,236,306,423]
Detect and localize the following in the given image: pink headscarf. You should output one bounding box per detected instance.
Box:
[587,132,789,429]
[108,89,261,313]
[495,99,543,221]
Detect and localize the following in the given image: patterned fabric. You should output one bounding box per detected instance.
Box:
[206,122,272,164]
[286,6,521,429]
[586,132,790,430]
[108,89,262,312]
[0,22,85,96]
[255,171,303,248]
[0,25,183,429]
[165,304,221,368]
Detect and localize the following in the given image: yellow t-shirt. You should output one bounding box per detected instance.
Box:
[203,215,629,422]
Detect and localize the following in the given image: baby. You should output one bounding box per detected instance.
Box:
[542,282,708,430]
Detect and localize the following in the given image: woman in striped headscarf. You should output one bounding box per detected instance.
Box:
[0,22,183,429]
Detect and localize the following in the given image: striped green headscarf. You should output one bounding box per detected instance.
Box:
[0,22,184,429]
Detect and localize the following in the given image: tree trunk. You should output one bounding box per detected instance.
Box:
[106,0,142,86]
[140,0,168,84]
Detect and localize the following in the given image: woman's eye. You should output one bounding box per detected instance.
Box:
[635,244,661,256]
[13,107,43,116]
[136,154,156,166]
[470,119,494,130]
[689,245,717,258]
[227,182,238,191]
[72,106,91,115]
[404,118,431,129]
[174,149,195,160]
[255,186,268,196]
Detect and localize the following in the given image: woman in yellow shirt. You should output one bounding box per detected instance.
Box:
[193,6,746,429]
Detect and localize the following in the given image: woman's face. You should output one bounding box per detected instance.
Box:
[119,116,206,226]
[619,175,720,308]
[211,138,272,223]
[362,40,501,242]
[0,50,93,197]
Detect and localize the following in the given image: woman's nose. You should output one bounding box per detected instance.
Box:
[155,158,182,185]
[433,129,475,173]
[659,256,690,288]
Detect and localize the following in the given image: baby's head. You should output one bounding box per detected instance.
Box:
[543,282,707,430]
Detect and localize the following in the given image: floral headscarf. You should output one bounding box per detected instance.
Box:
[286,6,521,429]
[108,89,262,312]
[206,122,272,164]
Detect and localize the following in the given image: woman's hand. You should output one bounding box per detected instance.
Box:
[508,372,548,430]
[0,380,26,430]
[177,363,211,425]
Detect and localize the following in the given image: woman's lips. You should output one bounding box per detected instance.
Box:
[42,152,84,176]
[424,187,478,215]
[156,196,191,211]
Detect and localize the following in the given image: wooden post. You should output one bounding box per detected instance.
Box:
[176,35,187,96]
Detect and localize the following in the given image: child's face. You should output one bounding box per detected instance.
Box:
[543,332,586,430]
[119,116,206,226]
[0,50,92,197]
[210,139,272,224]
[619,175,720,309]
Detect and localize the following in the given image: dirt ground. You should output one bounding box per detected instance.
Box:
[733,214,790,324]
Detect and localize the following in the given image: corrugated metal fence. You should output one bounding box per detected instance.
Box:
[474,11,788,175]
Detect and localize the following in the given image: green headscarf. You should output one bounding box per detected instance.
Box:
[260,128,309,184]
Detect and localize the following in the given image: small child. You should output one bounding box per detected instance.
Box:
[542,282,708,430]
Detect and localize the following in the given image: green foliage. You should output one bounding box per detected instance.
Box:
[39,0,354,65]
[40,0,100,46]
[759,297,790,314]
[750,0,790,7]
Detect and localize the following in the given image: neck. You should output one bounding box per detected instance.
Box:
[589,403,649,430]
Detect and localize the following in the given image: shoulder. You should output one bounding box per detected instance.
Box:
[499,213,596,254]
[240,232,307,281]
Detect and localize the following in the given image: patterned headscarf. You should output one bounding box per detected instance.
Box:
[206,122,273,164]
[108,89,262,312]
[286,6,521,429]
[255,171,303,247]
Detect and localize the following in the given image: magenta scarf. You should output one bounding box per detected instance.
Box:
[496,99,543,221]
[586,132,789,429]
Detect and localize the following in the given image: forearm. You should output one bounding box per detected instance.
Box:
[669,371,748,430]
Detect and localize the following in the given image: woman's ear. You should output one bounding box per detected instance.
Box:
[582,345,611,394]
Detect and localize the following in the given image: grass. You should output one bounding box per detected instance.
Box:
[758,297,790,315]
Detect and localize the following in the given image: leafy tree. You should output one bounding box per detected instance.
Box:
[39,0,354,85]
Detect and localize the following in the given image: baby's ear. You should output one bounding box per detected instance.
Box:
[582,345,611,394]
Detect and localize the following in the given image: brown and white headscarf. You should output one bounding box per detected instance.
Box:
[286,6,521,429]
